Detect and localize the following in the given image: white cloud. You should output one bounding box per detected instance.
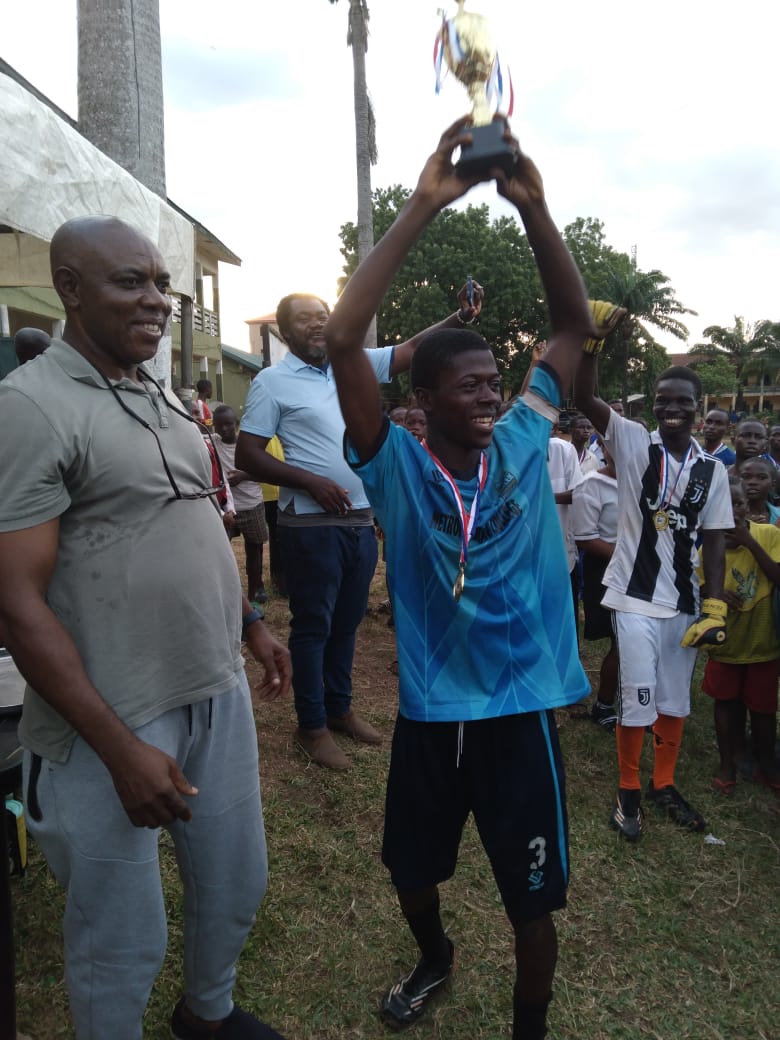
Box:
[2,0,778,356]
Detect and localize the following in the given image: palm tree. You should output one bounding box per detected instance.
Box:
[604,261,694,407]
[692,317,780,412]
[78,0,166,199]
[329,0,377,347]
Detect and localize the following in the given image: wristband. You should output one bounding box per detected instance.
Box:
[700,597,727,620]
[456,310,476,326]
[241,608,263,639]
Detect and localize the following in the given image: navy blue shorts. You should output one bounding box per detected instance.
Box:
[382,711,569,925]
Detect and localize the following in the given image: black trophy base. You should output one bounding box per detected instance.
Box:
[456,119,516,179]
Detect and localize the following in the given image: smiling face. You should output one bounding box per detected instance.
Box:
[652,377,697,445]
[417,348,502,471]
[282,297,329,366]
[52,218,172,379]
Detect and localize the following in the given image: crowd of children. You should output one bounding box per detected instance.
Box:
[560,406,780,820]
[379,393,780,822]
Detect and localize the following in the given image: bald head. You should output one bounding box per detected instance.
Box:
[14,327,51,365]
[50,216,160,284]
[49,215,172,378]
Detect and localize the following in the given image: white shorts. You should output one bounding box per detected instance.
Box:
[612,610,698,727]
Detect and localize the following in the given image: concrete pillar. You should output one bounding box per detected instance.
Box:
[215,358,224,403]
[180,295,193,389]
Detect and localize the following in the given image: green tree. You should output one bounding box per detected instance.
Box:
[692,316,779,386]
[340,193,691,404]
[339,186,546,395]
[601,258,694,407]
[562,218,623,300]
[690,352,738,400]
[329,0,377,346]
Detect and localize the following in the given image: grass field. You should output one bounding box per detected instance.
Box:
[10,555,780,1040]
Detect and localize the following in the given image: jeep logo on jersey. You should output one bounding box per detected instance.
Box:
[638,687,651,706]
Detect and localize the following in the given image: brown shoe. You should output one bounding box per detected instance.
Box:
[295,727,351,770]
[327,710,382,745]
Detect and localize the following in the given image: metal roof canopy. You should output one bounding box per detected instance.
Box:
[0,68,195,298]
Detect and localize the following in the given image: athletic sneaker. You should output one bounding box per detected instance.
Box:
[645,782,705,832]
[609,788,642,841]
[381,940,455,1030]
[589,701,618,732]
[170,999,286,1039]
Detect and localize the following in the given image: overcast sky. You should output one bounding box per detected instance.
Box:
[4,0,778,354]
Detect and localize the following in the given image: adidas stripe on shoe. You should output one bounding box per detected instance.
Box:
[609,788,642,841]
[380,940,455,1030]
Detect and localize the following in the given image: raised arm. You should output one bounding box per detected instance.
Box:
[493,127,593,394]
[325,118,488,459]
[573,351,612,435]
[389,279,485,377]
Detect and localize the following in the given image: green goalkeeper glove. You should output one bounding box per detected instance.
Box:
[681,597,727,648]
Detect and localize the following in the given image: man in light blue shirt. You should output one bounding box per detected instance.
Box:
[236,289,482,769]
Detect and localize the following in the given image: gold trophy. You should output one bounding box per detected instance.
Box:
[435,1,515,177]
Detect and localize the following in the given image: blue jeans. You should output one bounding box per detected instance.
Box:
[280,523,378,730]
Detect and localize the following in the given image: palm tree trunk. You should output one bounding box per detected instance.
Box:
[77,0,166,198]
[349,0,377,348]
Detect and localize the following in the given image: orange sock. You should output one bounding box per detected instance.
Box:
[652,714,684,789]
[616,724,645,790]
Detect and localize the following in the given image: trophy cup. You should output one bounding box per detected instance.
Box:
[435,1,515,177]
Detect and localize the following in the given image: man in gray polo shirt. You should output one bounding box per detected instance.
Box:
[236,287,483,770]
[0,216,291,1040]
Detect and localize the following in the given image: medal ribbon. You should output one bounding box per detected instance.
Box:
[659,443,693,510]
[422,443,488,576]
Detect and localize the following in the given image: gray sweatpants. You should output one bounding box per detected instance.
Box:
[23,674,267,1040]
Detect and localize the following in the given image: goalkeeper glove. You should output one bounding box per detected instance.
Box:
[680,597,727,648]
[583,300,627,355]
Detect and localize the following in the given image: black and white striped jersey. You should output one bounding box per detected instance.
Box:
[601,413,733,617]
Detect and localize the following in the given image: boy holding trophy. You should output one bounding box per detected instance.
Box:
[324,113,603,1039]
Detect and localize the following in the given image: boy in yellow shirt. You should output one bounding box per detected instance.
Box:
[702,477,780,794]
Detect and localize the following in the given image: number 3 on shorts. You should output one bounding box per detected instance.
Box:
[528,836,547,869]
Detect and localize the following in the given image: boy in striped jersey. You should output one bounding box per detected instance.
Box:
[575,353,733,839]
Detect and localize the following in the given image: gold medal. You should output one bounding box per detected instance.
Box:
[653,509,669,532]
[453,563,466,602]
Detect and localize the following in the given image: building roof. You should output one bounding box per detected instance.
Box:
[246,313,278,326]
[221,344,262,373]
[166,199,241,267]
[0,58,239,269]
